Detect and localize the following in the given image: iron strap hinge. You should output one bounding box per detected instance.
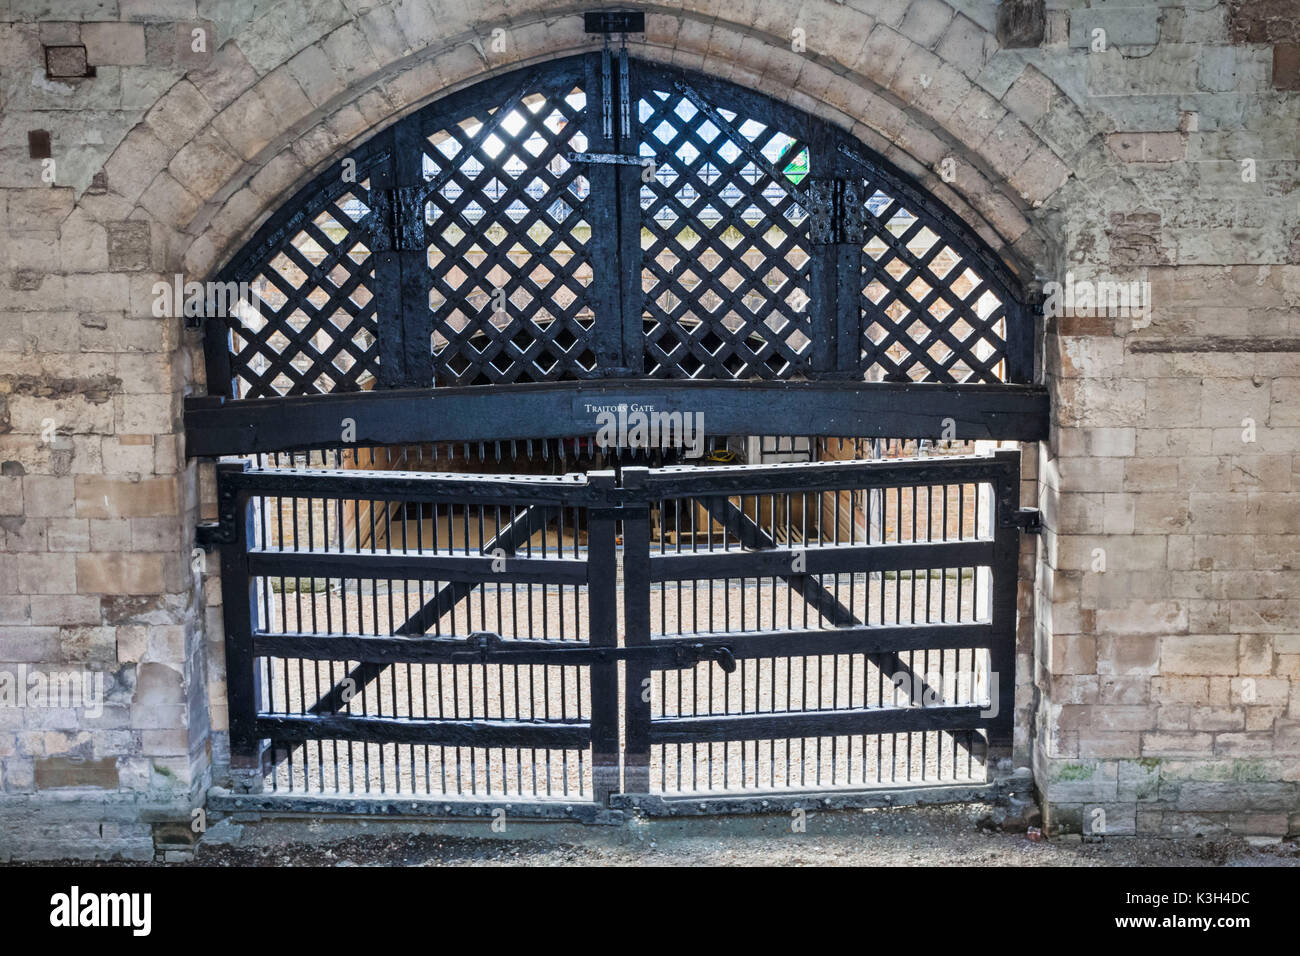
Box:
[566,150,645,167]
[619,45,631,140]
[454,632,737,673]
[1013,508,1042,534]
[194,522,228,550]
[808,178,866,245]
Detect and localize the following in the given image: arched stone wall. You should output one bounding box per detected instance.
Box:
[85,3,1088,282]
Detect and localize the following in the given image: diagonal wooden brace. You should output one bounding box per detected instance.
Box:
[696,495,943,707]
[306,503,560,716]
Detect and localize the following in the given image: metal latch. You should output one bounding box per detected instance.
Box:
[685,644,737,673]
[453,632,736,673]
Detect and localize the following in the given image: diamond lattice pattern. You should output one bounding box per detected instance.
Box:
[638,90,813,379]
[422,84,598,386]
[859,189,1007,383]
[231,185,378,398]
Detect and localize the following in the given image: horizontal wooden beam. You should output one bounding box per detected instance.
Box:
[648,704,990,743]
[256,713,590,749]
[207,788,617,823]
[638,451,1017,497]
[253,620,992,667]
[648,540,992,581]
[248,548,587,585]
[219,464,605,507]
[256,632,595,665]
[184,380,1049,457]
[649,622,993,659]
[610,782,1000,816]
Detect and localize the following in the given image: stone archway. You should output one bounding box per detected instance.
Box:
[181,41,1050,810]
[63,2,1088,828]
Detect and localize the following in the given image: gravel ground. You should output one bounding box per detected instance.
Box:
[18,805,1299,867]
[190,808,1300,867]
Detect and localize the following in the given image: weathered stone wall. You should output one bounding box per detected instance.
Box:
[0,0,1296,857]
[1030,1,1300,839]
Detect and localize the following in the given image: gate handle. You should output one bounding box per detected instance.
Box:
[691,644,736,674]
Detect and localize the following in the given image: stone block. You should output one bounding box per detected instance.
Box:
[75,554,166,595]
[936,13,995,78]
[900,0,953,49]
[1047,759,1118,801]
[21,477,74,518]
[81,22,146,66]
[0,626,59,661]
[105,221,152,271]
[34,756,119,790]
[1160,634,1239,675]
[1142,732,1215,757]
[28,595,100,627]
[1097,634,1160,676]
[17,555,77,596]
[1176,781,1296,812]
[75,477,177,519]
[1069,8,1162,49]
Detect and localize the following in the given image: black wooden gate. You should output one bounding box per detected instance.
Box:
[617,453,1021,812]
[210,449,1022,817]
[213,463,621,818]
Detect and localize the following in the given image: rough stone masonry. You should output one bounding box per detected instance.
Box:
[0,0,1297,859]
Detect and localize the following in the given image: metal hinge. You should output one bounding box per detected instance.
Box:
[195,522,230,550]
[1013,508,1042,534]
[807,178,866,245]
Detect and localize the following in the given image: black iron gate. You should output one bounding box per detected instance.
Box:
[211,449,1022,817]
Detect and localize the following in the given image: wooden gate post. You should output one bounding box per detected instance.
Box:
[620,466,653,795]
[215,462,266,789]
[988,449,1022,754]
[586,471,622,803]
